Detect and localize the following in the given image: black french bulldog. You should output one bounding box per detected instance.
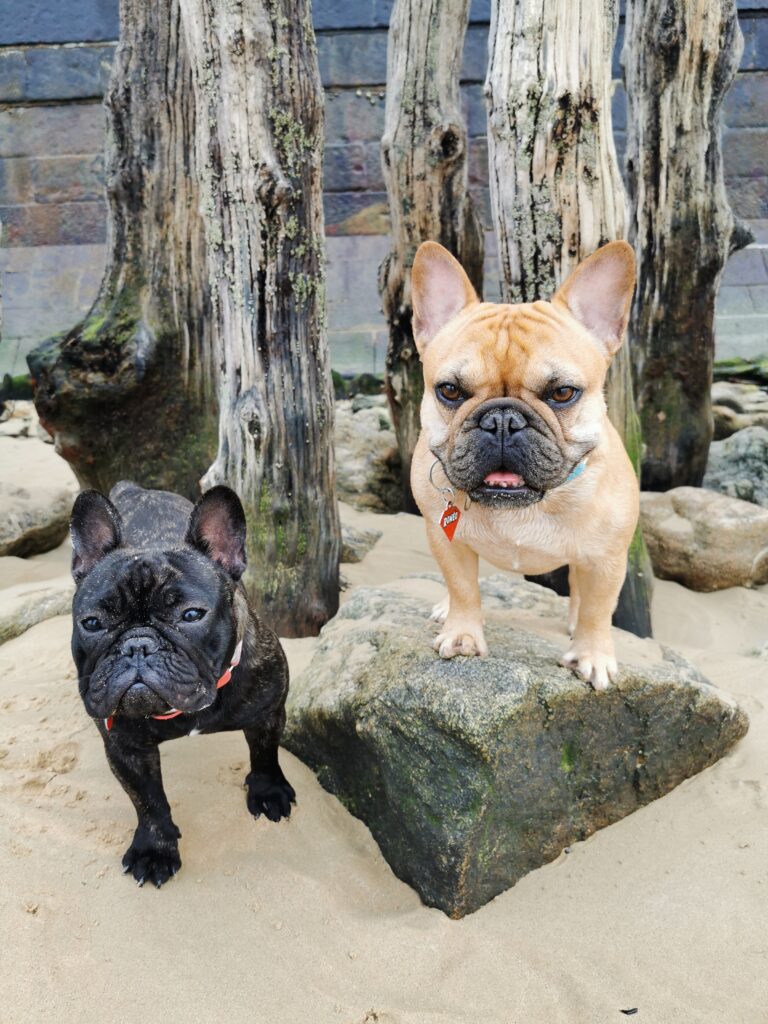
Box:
[70,480,295,888]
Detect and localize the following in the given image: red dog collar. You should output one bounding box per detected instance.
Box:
[104,640,243,732]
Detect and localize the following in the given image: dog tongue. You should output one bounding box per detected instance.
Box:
[484,471,524,487]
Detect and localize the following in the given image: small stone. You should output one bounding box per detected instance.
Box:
[341,523,382,564]
[350,395,384,413]
[640,488,768,591]
[334,400,402,512]
[0,436,78,557]
[704,426,768,507]
[0,575,74,645]
[712,401,768,440]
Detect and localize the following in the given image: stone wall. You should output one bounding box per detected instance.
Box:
[1,0,766,378]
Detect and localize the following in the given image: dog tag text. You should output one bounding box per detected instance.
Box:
[439,503,461,541]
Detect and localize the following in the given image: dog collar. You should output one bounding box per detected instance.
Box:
[104,639,243,732]
[563,458,588,485]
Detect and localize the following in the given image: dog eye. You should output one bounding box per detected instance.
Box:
[549,386,580,405]
[81,616,103,632]
[181,608,207,623]
[436,382,464,404]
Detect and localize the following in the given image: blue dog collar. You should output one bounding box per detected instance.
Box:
[563,458,588,485]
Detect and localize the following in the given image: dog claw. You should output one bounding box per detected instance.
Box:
[561,648,617,691]
[433,628,487,659]
[246,772,296,823]
[122,835,182,890]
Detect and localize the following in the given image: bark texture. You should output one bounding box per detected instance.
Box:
[622,0,746,490]
[379,0,484,511]
[180,0,340,636]
[29,0,217,497]
[486,0,652,637]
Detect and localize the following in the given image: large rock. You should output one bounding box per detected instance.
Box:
[703,426,768,506]
[285,576,748,918]
[0,437,79,556]
[640,487,768,591]
[0,576,74,645]
[334,397,402,512]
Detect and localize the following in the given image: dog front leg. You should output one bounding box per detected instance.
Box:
[567,565,580,639]
[102,730,181,887]
[562,559,626,691]
[244,715,295,823]
[425,521,487,658]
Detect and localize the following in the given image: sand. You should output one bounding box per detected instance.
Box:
[1,503,767,1023]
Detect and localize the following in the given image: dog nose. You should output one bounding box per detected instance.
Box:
[478,406,527,434]
[120,634,160,659]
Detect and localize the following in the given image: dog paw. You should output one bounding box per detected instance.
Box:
[561,647,617,691]
[122,832,181,889]
[246,771,296,823]
[430,596,450,623]
[433,625,488,659]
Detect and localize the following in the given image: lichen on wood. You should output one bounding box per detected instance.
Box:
[379,0,484,511]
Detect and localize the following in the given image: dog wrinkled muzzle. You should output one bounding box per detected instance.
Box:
[439,398,569,507]
[83,628,216,720]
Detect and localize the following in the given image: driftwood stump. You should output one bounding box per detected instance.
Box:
[485,0,652,637]
[379,0,484,511]
[180,0,340,636]
[29,0,217,499]
[622,0,748,490]
[31,0,340,637]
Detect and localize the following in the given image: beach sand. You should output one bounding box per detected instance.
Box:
[1,504,766,1023]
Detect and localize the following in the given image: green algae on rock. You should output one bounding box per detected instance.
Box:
[285,576,748,918]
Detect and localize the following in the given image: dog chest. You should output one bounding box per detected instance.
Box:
[457,510,577,575]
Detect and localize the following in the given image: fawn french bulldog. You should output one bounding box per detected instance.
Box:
[410,240,639,690]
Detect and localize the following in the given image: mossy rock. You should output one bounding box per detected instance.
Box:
[285,576,748,917]
[713,357,768,385]
[0,374,33,402]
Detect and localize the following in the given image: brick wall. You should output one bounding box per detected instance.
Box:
[1,0,766,378]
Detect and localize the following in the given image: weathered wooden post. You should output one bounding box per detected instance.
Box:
[485,0,652,636]
[379,0,484,511]
[622,0,747,490]
[29,0,218,498]
[31,0,340,637]
[180,0,340,636]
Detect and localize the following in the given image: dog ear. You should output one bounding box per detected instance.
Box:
[411,241,479,355]
[553,241,636,358]
[70,491,124,583]
[186,486,247,581]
